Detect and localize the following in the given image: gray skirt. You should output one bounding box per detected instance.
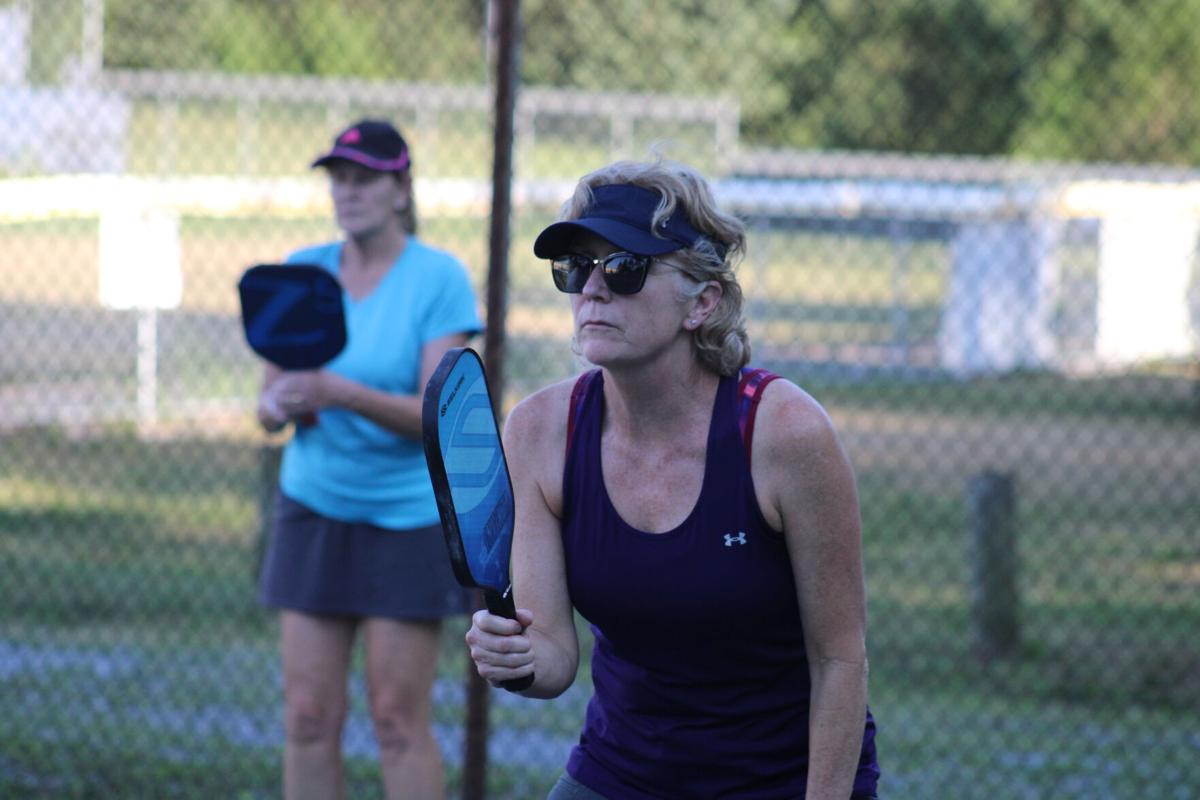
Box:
[258,491,474,620]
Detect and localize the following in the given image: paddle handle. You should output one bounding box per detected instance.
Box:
[484,586,535,692]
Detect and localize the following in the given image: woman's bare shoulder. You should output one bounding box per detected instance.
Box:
[503,375,585,454]
[753,377,847,472]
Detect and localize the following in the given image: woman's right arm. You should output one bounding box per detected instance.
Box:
[465,382,580,698]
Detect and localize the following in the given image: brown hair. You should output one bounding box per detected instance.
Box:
[394,170,417,236]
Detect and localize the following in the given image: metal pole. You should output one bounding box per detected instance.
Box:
[462,2,520,799]
[135,306,158,430]
[483,0,520,392]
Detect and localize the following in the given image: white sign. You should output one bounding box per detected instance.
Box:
[1096,211,1196,364]
[98,207,183,310]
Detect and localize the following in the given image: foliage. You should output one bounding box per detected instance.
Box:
[1011,0,1200,164]
[103,0,486,80]
[72,0,1200,163]
[756,0,1028,154]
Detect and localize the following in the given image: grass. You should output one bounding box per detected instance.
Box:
[874,685,1200,797]
[0,211,984,432]
[808,367,1200,423]
[118,99,640,181]
[2,374,1199,797]
[3,133,1199,794]
[0,425,571,798]
[8,207,1161,418]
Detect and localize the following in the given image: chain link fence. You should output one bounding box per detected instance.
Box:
[2,1,1198,797]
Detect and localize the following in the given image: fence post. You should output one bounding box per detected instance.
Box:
[967,471,1020,659]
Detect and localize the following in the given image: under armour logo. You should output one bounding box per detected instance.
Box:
[724,532,747,547]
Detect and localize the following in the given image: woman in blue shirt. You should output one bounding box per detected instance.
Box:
[256,119,481,800]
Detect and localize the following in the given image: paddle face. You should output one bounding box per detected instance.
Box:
[237,263,347,369]
[422,348,532,692]
[424,347,532,690]
[422,347,515,596]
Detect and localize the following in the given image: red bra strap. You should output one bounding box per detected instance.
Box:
[566,369,601,459]
[737,367,779,464]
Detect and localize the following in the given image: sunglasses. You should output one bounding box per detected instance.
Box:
[551,252,658,295]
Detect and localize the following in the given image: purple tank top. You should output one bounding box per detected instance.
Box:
[561,368,879,799]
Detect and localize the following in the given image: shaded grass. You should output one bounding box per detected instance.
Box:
[2,381,1198,797]
[858,480,1200,711]
[0,618,558,800]
[873,684,1200,798]
[809,367,1199,423]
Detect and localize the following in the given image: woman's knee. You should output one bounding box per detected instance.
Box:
[369,688,433,753]
[284,687,347,746]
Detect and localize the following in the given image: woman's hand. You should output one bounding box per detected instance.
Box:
[264,370,336,420]
[464,607,536,687]
[256,388,289,432]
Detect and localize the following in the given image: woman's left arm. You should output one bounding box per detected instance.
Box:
[753,381,869,800]
[267,332,471,440]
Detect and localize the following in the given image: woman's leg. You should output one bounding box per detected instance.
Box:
[281,610,357,800]
[363,616,445,800]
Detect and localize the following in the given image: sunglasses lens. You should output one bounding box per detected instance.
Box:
[602,254,651,295]
[551,255,590,293]
[550,253,652,294]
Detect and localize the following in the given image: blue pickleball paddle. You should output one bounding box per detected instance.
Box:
[422,347,533,692]
[237,263,346,370]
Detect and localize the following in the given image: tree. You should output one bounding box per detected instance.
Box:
[1012,0,1200,165]
[755,0,1027,155]
[520,0,796,135]
[105,0,485,81]
[96,0,1200,164]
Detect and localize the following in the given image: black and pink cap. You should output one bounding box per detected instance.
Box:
[311,119,411,172]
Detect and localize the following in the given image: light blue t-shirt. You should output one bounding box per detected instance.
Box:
[278,238,482,529]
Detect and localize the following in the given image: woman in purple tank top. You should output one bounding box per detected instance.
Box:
[465,159,880,799]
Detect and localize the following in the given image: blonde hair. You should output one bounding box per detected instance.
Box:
[561,159,750,375]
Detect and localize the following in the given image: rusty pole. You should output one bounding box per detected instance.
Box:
[462,2,521,799]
